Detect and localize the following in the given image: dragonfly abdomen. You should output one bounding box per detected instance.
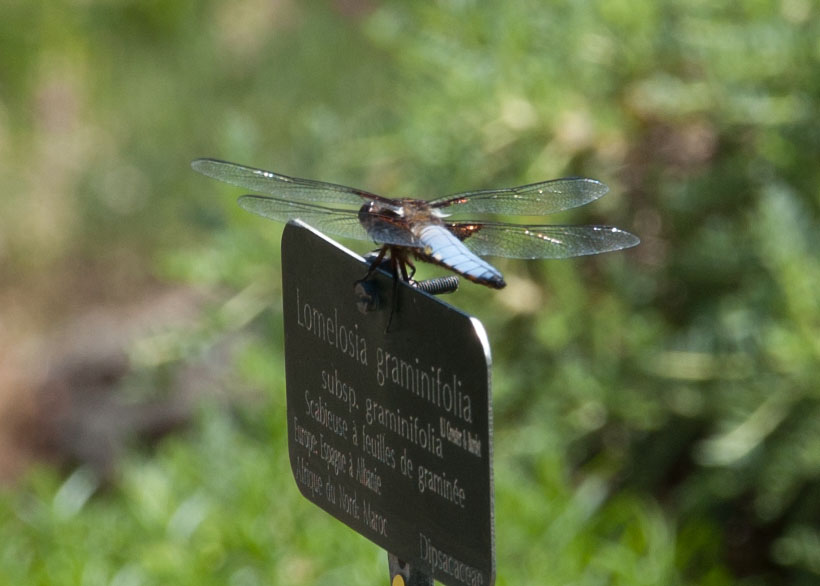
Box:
[416,225,506,289]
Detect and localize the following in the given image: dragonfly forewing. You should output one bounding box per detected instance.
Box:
[431,177,609,216]
[192,158,380,206]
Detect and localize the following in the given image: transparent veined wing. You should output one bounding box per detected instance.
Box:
[449,222,640,259]
[192,158,381,206]
[430,178,609,216]
[237,195,421,248]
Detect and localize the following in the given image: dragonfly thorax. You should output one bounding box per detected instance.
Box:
[357,198,445,249]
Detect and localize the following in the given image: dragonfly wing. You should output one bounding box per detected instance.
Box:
[430,177,609,216]
[192,158,381,206]
[450,222,640,259]
[238,196,370,241]
[238,195,422,247]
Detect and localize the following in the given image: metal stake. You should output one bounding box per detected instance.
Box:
[388,553,433,586]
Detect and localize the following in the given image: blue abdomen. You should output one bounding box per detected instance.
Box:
[417,225,505,288]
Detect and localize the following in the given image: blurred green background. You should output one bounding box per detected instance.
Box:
[1,0,818,584]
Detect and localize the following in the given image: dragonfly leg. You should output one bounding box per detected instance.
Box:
[405,257,417,281]
[386,247,414,283]
[363,246,389,281]
[399,260,410,282]
[359,246,414,333]
[385,253,402,332]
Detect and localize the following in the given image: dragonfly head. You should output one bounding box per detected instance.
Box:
[358,200,405,227]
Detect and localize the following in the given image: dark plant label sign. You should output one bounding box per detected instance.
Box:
[281,221,495,586]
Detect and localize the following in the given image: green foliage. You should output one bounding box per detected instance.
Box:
[1,0,819,584]
[0,405,383,585]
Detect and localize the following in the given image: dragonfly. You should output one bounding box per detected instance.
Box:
[191,158,639,289]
